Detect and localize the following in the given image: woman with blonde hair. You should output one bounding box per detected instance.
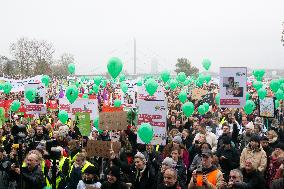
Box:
[267,130,279,148]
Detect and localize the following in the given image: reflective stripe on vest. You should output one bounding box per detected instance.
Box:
[196,169,219,187]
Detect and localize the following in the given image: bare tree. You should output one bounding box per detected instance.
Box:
[31,39,55,75]
[51,53,75,77]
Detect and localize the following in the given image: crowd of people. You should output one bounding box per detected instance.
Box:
[0,75,284,189]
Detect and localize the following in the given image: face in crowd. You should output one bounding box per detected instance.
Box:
[163,169,177,187]
[134,157,146,170]
[26,153,40,171]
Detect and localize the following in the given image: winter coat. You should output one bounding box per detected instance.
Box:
[265,155,284,187]
[174,159,187,189]
[20,165,46,189]
[233,169,266,189]
[101,181,129,189]
[270,178,284,189]
[240,144,267,173]
[216,146,239,181]
[0,158,10,189]
[157,183,181,189]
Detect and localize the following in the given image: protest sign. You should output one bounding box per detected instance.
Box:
[99,111,128,130]
[75,112,91,136]
[137,86,167,145]
[86,140,121,158]
[219,67,247,108]
[120,80,137,108]
[24,83,47,114]
[59,98,98,120]
[191,88,208,100]
[258,97,275,118]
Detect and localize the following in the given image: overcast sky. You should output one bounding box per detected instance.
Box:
[1,0,284,74]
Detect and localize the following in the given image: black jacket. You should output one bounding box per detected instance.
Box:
[174,160,187,189]
[112,157,156,189]
[216,146,239,181]
[233,169,266,189]
[21,165,45,189]
[101,181,129,189]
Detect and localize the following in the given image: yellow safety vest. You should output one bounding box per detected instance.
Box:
[46,157,69,189]
[69,161,93,177]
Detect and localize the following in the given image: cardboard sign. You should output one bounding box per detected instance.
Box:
[191,89,208,100]
[99,111,128,130]
[86,140,121,158]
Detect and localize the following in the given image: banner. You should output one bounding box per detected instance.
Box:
[59,98,98,120]
[219,67,247,108]
[24,83,47,114]
[47,100,58,109]
[75,112,91,136]
[0,75,42,92]
[137,85,167,145]
[259,97,275,118]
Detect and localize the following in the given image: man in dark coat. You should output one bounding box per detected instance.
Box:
[216,136,240,181]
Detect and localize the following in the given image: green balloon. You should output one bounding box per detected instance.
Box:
[41,75,50,87]
[246,93,251,100]
[75,81,81,87]
[244,100,256,115]
[275,100,280,109]
[0,83,3,90]
[182,102,195,117]
[203,102,210,113]
[82,94,89,99]
[202,59,211,70]
[169,79,178,90]
[257,88,267,100]
[253,69,265,80]
[58,110,68,124]
[178,91,187,103]
[204,74,212,84]
[164,84,170,90]
[3,82,12,94]
[253,81,263,91]
[107,57,123,79]
[119,74,126,82]
[177,72,187,83]
[101,79,107,88]
[137,80,143,86]
[0,107,5,117]
[65,86,79,104]
[280,83,284,91]
[145,78,158,96]
[93,117,103,134]
[138,123,154,144]
[184,79,190,86]
[92,84,99,94]
[88,89,94,95]
[215,93,220,105]
[279,78,284,84]
[275,89,284,100]
[25,88,36,102]
[94,76,102,86]
[198,105,206,115]
[10,100,21,112]
[68,63,75,74]
[114,99,122,107]
[121,82,128,93]
[270,79,280,93]
[160,70,170,83]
